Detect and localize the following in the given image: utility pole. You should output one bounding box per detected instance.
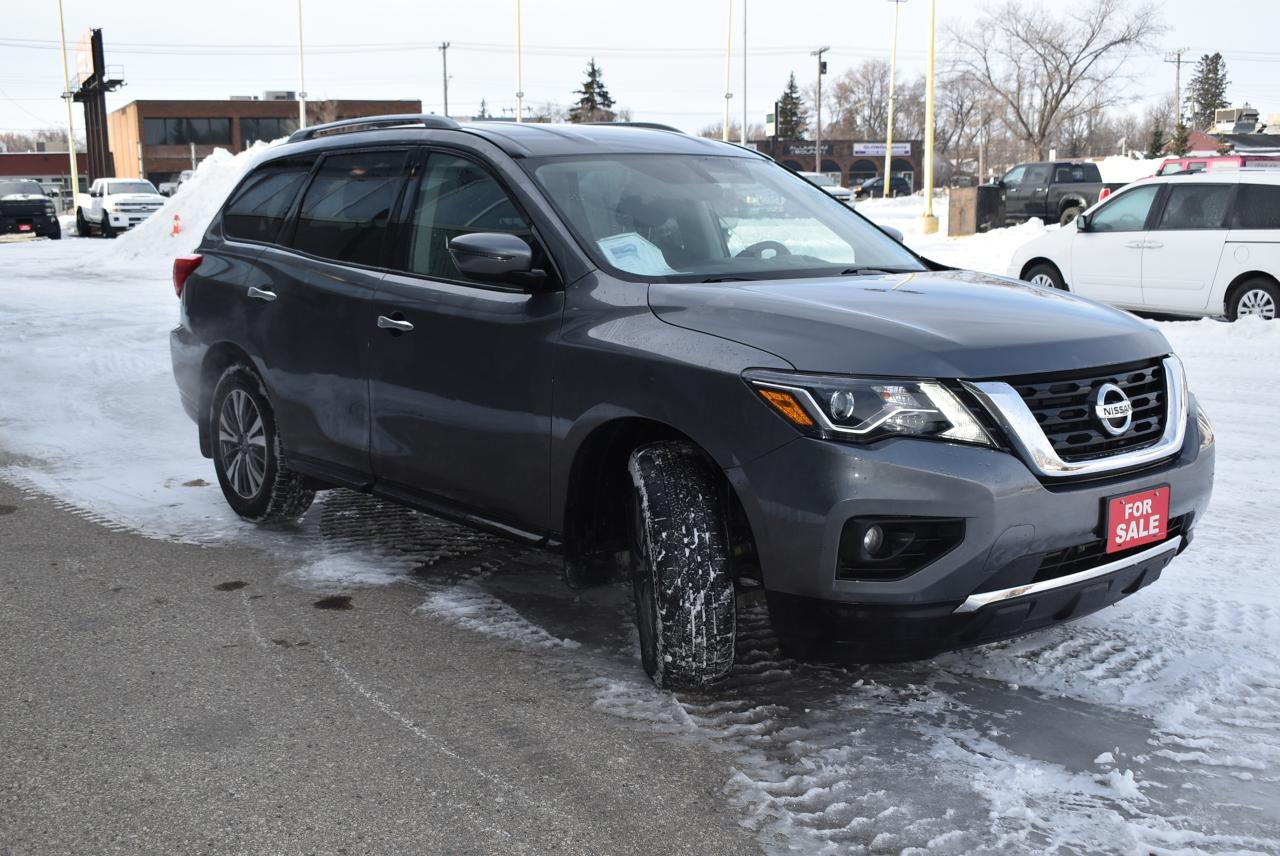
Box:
[812,46,829,173]
[741,0,748,146]
[439,42,451,117]
[920,0,938,233]
[1164,47,1190,125]
[55,0,80,206]
[884,0,907,198]
[296,0,307,129]
[722,0,733,141]
[515,0,525,122]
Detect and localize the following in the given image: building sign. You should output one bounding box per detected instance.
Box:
[784,143,832,156]
[765,111,776,137]
[853,142,912,156]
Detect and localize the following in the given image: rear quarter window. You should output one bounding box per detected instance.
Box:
[1232,183,1280,230]
[222,159,312,243]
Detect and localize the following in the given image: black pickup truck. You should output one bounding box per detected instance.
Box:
[991,161,1126,226]
[0,179,61,239]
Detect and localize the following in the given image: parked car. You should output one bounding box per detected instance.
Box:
[0,179,60,239]
[799,171,852,203]
[853,175,913,199]
[171,116,1214,689]
[990,160,1126,226]
[1156,155,1280,176]
[75,178,165,237]
[1008,169,1280,320]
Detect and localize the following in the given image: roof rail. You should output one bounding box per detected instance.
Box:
[288,114,460,143]
[582,121,685,134]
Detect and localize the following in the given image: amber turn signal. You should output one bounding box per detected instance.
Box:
[756,388,815,428]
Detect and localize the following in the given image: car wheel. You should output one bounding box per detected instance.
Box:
[627,442,736,690]
[1228,278,1279,321]
[1059,206,1083,226]
[1025,262,1067,291]
[75,209,89,237]
[210,365,315,523]
[100,219,115,239]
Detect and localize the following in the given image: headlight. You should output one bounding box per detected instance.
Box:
[1196,403,1214,449]
[744,369,994,447]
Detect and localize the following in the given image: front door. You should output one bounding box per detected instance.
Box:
[1069,183,1161,309]
[1000,165,1029,220]
[1141,182,1232,313]
[369,150,563,532]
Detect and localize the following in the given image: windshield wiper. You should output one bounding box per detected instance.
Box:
[700,275,756,283]
[838,266,913,276]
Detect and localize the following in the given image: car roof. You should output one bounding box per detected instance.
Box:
[1137,168,1280,186]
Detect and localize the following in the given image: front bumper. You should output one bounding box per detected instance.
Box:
[727,403,1214,660]
[0,213,59,236]
[107,210,161,230]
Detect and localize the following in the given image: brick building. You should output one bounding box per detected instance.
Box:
[0,152,91,210]
[751,138,924,190]
[107,98,422,185]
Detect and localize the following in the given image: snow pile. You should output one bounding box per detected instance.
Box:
[97,140,282,274]
[1094,154,1159,184]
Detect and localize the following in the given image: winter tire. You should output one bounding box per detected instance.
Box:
[1059,206,1083,226]
[210,365,315,523]
[627,441,736,690]
[1025,262,1067,291]
[1228,278,1278,321]
[75,209,89,237]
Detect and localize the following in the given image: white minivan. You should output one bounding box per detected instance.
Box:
[1008,169,1280,320]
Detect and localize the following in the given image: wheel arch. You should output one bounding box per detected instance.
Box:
[1058,195,1087,215]
[196,341,260,457]
[1223,270,1280,317]
[1020,256,1066,287]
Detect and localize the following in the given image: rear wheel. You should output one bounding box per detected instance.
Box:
[1025,262,1066,291]
[1059,205,1083,226]
[627,442,736,690]
[1228,278,1278,321]
[210,365,315,523]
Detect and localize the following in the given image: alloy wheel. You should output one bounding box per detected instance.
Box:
[1030,273,1057,288]
[1237,288,1277,320]
[218,388,268,499]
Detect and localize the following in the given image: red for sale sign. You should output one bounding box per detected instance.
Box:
[1105,486,1171,554]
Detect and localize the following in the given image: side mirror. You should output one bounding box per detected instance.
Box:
[1075,213,1089,232]
[881,226,905,243]
[447,232,539,285]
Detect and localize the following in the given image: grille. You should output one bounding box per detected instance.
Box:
[1008,359,1167,462]
[1033,515,1186,584]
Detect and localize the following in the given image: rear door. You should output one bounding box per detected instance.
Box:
[1069,182,1161,308]
[247,147,410,486]
[1140,181,1233,313]
[369,149,563,532]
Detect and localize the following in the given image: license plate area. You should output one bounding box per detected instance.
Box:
[1105,485,1171,554]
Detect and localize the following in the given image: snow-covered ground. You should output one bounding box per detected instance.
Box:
[2,182,1278,853]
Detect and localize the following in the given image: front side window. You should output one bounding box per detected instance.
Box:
[1088,184,1159,232]
[223,159,312,243]
[1002,165,1027,188]
[291,150,408,266]
[529,154,922,281]
[403,153,532,280]
[1156,184,1233,230]
[1157,162,1184,176]
[1232,184,1280,229]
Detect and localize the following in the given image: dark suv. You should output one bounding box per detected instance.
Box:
[170,116,1215,689]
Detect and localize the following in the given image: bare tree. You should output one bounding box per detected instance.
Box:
[949,0,1162,159]
[821,60,925,141]
[697,120,766,141]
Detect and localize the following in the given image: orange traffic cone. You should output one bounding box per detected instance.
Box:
[171,214,182,237]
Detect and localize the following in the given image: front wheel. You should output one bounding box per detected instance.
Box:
[75,209,89,237]
[1228,278,1278,321]
[210,365,315,523]
[627,442,736,690]
[1025,262,1066,291]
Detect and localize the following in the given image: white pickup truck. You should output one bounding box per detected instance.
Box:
[75,178,166,237]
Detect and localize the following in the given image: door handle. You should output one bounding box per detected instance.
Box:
[1144,241,1163,249]
[377,315,415,333]
[1124,241,1146,249]
[247,286,277,302]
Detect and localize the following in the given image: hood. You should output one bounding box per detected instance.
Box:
[648,269,1170,379]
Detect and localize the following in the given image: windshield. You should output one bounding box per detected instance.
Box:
[529,154,923,281]
[0,180,46,197]
[108,180,159,195]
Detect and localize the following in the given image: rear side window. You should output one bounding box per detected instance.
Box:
[223,159,311,243]
[291,150,408,266]
[1023,165,1051,186]
[403,153,531,280]
[1053,163,1101,183]
[1156,184,1233,230]
[1232,184,1280,229]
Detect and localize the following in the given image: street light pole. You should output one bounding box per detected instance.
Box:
[883,0,906,198]
[439,42,450,117]
[741,0,748,146]
[515,0,525,122]
[55,0,80,208]
[296,0,307,129]
[812,45,829,174]
[722,0,733,142]
[921,0,938,233]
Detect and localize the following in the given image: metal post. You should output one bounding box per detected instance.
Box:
[884,0,906,198]
[297,0,307,129]
[1164,48,1189,125]
[515,0,525,122]
[741,0,748,146]
[722,0,733,141]
[440,42,451,117]
[921,0,938,233]
[190,142,196,171]
[56,0,80,206]
[812,46,829,173]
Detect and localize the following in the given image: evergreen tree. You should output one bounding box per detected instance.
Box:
[477,98,490,119]
[1185,53,1230,130]
[775,72,809,139]
[1170,122,1191,157]
[1144,123,1165,159]
[568,59,616,123]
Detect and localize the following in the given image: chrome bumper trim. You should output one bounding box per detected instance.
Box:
[965,355,1188,479]
[953,536,1181,614]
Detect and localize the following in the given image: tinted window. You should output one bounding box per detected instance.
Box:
[223,159,312,243]
[1232,184,1280,229]
[1156,184,1233,230]
[405,153,531,280]
[291,150,407,266]
[1023,165,1052,186]
[1053,163,1101,183]
[1089,184,1159,232]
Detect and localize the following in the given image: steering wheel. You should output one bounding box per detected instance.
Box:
[735,240,791,259]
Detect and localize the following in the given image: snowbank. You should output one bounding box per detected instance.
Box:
[1094,154,1159,184]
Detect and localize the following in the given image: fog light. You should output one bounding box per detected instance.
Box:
[837,516,965,581]
[862,524,884,556]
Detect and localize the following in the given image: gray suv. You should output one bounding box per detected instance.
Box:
[170,116,1215,689]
